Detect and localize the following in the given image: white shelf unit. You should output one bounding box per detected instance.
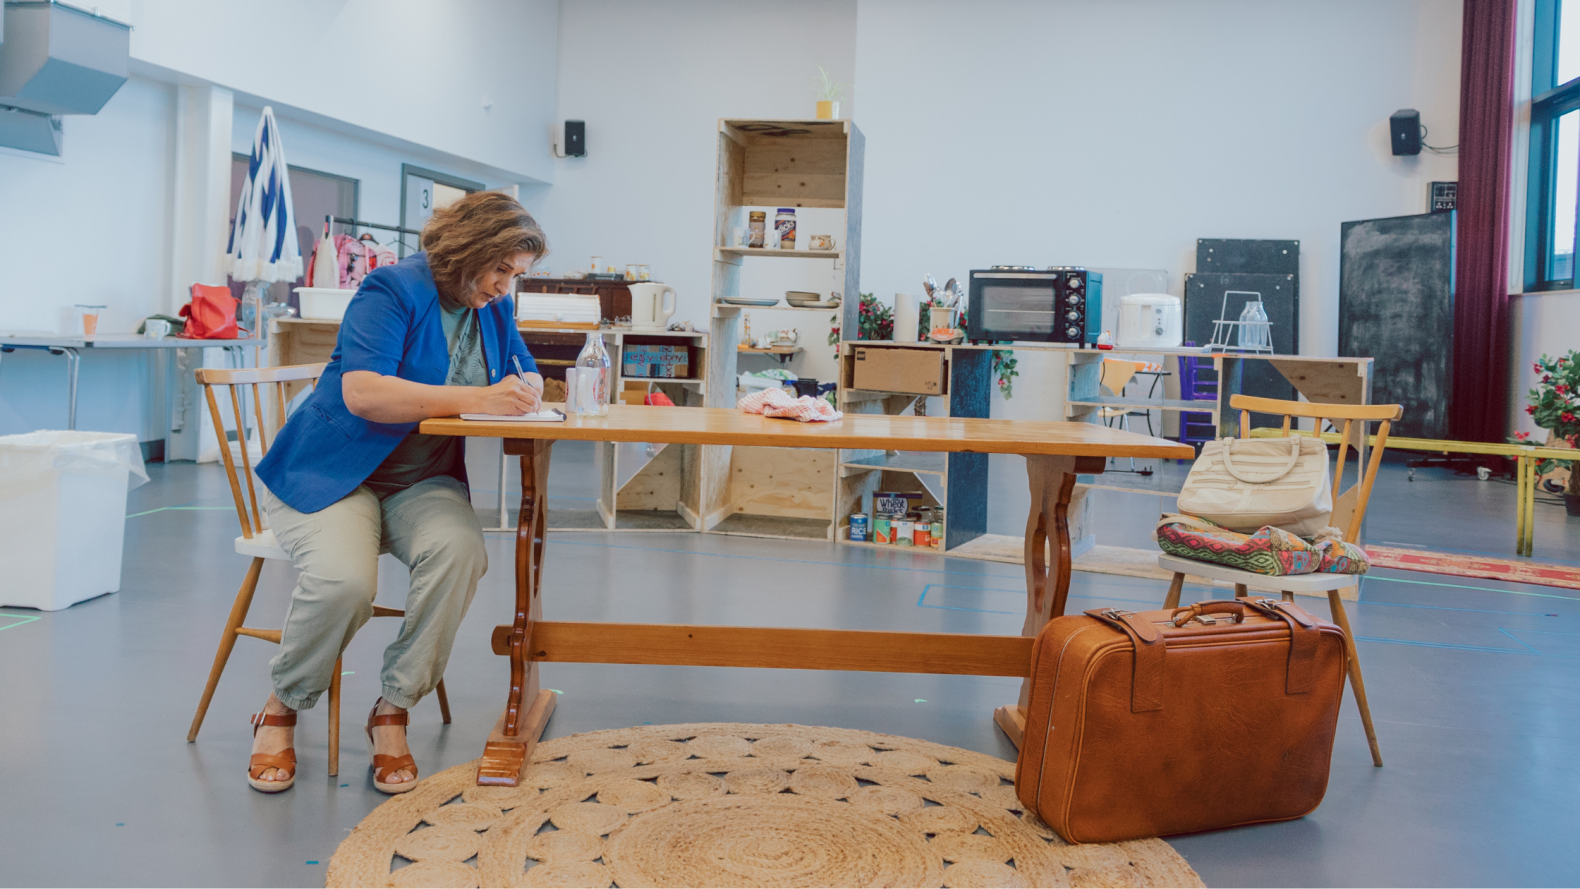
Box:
[700,118,863,540]
[510,326,711,533]
[832,341,994,552]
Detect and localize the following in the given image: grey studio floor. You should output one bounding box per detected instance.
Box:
[2,440,1579,888]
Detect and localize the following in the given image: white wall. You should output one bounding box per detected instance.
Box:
[0,0,563,442]
[1511,290,1580,437]
[0,76,176,437]
[531,0,858,385]
[128,0,560,184]
[855,0,1462,420]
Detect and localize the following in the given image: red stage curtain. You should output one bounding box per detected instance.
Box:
[1452,0,1518,442]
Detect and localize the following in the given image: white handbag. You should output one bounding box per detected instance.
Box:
[1176,436,1333,536]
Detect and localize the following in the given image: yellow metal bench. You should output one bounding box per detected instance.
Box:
[1251,429,1572,557]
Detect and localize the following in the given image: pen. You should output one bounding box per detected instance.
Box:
[511,355,538,415]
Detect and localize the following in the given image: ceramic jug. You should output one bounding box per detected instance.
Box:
[628,283,676,330]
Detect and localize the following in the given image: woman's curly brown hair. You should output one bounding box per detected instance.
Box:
[421,191,547,300]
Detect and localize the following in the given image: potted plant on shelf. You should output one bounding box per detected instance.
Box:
[813,66,846,120]
[1522,350,1580,516]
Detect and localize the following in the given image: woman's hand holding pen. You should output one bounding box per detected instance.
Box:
[473,375,542,415]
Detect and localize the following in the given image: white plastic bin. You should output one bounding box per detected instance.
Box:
[0,431,148,611]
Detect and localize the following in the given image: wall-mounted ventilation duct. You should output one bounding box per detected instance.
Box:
[0,1,129,156]
[0,103,59,154]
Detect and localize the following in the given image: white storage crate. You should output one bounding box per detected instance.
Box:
[0,431,148,611]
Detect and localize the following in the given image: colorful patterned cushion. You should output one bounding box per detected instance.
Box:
[1155,514,1370,577]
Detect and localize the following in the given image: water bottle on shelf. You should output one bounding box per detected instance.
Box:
[575,332,612,416]
[1236,298,1270,351]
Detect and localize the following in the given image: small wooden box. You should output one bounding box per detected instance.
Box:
[851,346,947,395]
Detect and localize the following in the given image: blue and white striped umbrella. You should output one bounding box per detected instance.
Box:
[226,106,302,283]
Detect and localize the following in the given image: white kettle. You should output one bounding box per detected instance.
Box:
[628,283,676,331]
[1117,293,1183,348]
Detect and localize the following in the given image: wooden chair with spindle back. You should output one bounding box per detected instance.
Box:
[1158,394,1404,767]
[184,362,450,776]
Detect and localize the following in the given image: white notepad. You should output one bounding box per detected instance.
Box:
[459,409,567,422]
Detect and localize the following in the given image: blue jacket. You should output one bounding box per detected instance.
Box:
[256,252,538,513]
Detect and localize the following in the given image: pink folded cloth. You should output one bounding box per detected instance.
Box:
[737,388,844,422]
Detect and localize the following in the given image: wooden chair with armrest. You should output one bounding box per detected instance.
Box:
[184,363,450,776]
[1158,394,1403,767]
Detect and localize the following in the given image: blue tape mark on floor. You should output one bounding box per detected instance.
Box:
[540,538,1028,582]
[1363,574,1580,602]
[915,583,1175,615]
[1354,599,1566,617]
[0,613,41,632]
[125,505,234,519]
[1498,626,1580,657]
[1371,538,1580,568]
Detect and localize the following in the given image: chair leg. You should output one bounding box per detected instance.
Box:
[436,678,452,725]
[1326,589,1383,767]
[1233,583,1248,598]
[187,558,265,742]
[1164,572,1185,609]
[328,657,341,777]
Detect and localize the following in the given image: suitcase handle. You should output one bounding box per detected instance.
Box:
[1170,600,1251,626]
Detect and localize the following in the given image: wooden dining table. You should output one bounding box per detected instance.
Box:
[421,405,1194,786]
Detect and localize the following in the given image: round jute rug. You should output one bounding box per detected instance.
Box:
[326,723,1203,889]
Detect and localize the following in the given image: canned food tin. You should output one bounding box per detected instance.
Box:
[874,516,892,544]
[896,519,914,545]
[913,523,930,547]
[849,513,869,542]
[931,517,944,548]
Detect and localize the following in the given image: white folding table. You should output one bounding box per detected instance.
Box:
[0,334,261,430]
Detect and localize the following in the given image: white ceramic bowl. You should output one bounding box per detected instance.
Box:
[294,287,355,321]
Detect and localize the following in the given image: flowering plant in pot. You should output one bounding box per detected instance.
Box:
[1521,350,1580,515]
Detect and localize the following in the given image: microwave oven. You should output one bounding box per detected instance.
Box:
[966,266,1103,346]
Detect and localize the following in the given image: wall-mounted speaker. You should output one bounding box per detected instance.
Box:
[1390,109,1421,156]
[564,120,586,157]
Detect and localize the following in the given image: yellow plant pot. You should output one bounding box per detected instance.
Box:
[816,100,840,120]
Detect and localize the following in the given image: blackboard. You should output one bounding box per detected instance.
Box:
[1196,239,1300,276]
[1338,212,1455,440]
[1184,272,1299,409]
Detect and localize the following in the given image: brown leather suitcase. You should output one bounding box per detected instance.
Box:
[1015,598,1348,844]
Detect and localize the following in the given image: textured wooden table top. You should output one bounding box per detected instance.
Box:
[421,404,1195,458]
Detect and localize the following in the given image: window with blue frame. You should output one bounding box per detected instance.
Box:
[1526,0,1580,290]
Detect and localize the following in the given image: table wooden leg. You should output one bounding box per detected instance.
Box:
[477,439,558,786]
[994,454,1104,749]
[1516,456,1528,557]
[1524,457,1538,557]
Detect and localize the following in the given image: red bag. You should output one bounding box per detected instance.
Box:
[179,284,240,339]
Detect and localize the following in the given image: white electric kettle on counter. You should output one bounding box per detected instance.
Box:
[628,283,676,331]
[1117,293,1183,349]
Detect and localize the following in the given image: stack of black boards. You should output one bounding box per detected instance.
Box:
[1184,239,1300,426]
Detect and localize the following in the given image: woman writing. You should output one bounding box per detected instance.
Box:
[247,192,546,793]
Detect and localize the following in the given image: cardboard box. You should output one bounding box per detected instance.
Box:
[851,346,947,395]
[621,344,690,379]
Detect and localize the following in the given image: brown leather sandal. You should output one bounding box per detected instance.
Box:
[366,698,419,794]
[247,711,297,793]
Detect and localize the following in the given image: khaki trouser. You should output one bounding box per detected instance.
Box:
[261,475,486,711]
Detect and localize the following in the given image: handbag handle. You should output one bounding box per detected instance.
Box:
[1218,435,1302,484]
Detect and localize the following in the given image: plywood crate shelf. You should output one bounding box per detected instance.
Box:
[701,118,864,539]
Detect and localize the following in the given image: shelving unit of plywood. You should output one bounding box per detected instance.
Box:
[554,327,711,533]
[702,118,863,540]
[833,341,993,552]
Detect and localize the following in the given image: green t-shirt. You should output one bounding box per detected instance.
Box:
[362,299,486,498]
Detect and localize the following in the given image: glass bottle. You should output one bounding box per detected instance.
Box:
[1250,300,1270,350]
[575,332,612,416]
